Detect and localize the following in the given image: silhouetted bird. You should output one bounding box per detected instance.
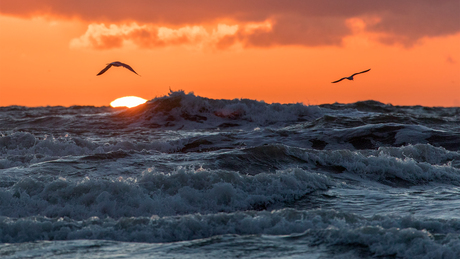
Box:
[332,69,370,83]
[97,61,139,76]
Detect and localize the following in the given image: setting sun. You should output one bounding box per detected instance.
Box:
[110,96,147,108]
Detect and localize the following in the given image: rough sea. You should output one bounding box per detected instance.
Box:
[1,91,459,258]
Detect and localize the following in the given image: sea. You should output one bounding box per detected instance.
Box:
[1,90,459,258]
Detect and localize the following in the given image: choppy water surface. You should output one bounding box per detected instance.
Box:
[1,91,459,258]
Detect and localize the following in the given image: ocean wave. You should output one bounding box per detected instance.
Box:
[114,90,323,129]
[2,122,458,173]
[1,209,459,258]
[0,167,332,220]
[1,92,458,135]
[212,143,460,186]
[293,118,460,151]
[1,130,459,187]
[1,95,460,258]
[0,131,183,169]
[314,145,460,186]
[321,100,460,117]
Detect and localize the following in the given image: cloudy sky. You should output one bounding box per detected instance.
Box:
[1,0,459,106]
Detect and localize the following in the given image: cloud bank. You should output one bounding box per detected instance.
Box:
[2,0,459,49]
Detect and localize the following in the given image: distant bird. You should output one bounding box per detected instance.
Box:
[332,69,370,83]
[97,61,139,76]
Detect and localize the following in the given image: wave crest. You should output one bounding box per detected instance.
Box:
[115,90,323,129]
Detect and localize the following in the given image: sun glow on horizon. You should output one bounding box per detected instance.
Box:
[110,96,147,108]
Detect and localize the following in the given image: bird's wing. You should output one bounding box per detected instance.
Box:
[121,63,139,75]
[331,77,346,83]
[97,64,113,76]
[351,69,371,77]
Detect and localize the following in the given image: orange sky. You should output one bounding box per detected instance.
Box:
[0,1,459,107]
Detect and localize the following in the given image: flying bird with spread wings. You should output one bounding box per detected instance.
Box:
[97,61,139,76]
[332,69,370,83]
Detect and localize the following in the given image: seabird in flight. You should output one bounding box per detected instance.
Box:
[97,61,139,76]
[332,69,370,83]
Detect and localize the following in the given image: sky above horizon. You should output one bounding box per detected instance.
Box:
[0,0,459,107]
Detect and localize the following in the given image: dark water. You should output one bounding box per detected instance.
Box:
[1,91,459,258]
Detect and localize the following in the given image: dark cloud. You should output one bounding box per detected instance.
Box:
[366,1,460,46]
[1,0,459,48]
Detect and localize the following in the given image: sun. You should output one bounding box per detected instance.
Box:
[110,96,147,108]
